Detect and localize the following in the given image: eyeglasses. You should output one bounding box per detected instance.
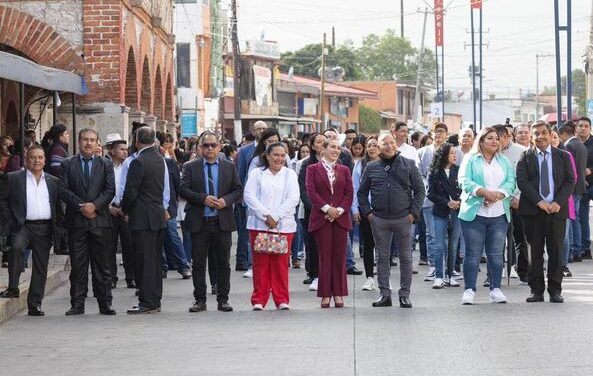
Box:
[202,143,218,149]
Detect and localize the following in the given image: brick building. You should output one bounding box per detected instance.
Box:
[0,0,176,144]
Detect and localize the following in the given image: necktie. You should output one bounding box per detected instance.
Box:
[540,151,550,198]
[207,162,215,197]
[83,158,91,185]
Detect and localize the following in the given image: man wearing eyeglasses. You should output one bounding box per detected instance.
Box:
[181,132,243,313]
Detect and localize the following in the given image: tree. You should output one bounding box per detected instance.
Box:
[359,105,381,134]
[539,69,586,115]
[280,43,362,80]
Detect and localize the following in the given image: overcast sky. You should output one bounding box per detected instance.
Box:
[232,0,592,98]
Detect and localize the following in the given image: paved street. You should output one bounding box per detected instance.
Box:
[1,248,593,376]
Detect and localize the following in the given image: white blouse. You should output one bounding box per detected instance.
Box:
[243,166,300,233]
[475,157,506,218]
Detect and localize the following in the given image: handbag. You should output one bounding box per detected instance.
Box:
[253,230,289,255]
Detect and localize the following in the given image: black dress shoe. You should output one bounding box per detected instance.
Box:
[217,302,233,312]
[126,281,136,289]
[127,306,160,314]
[189,301,207,312]
[65,306,85,316]
[582,250,592,260]
[99,306,117,315]
[235,265,248,271]
[134,289,140,296]
[399,296,413,308]
[372,296,393,307]
[180,270,192,279]
[303,276,314,285]
[211,284,218,295]
[0,288,20,298]
[526,293,544,303]
[549,293,564,303]
[573,254,583,262]
[347,267,363,275]
[28,307,45,316]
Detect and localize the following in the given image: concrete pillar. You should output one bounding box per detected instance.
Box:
[129,111,146,127]
[156,119,168,133]
[144,114,157,130]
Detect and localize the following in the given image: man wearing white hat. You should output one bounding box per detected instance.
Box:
[105,133,135,289]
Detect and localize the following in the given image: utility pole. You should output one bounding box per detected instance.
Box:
[400,0,404,38]
[586,2,593,117]
[413,8,429,123]
[320,33,327,130]
[231,0,242,141]
[536,53,554,120]
[554,0,572,126]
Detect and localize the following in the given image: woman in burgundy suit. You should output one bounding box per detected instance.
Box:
[305,139,353,308]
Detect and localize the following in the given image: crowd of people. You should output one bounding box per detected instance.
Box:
[0,115,591,315]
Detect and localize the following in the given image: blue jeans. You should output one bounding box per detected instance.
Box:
[422,206,437,266]
[182,224,192,263]
[579,188,593,253]
[460,215,508,291]
[432,211,461,278]
[291,212,304,261]
[346,232,355,269]
[162,218,190,272]
[570,194,582,256]
[563,218,571,266]
[235,205,252,268]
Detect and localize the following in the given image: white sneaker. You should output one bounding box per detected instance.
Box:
[509,267,519,279]
[243,269,253,278]
[278,303,290,310]
[452,270,462,277]
[252,304,263,311]
[489,288,507,304]
[462,289,475,305]
[361,277,376,291]
[424,267,436,281]
[432,278,444,289]
[309,278,318,291]
[444,276,460,287]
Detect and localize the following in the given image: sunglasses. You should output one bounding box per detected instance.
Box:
[202,143,219,149]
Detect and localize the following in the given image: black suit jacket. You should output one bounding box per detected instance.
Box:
[59,155,115,229]
[165,158,180,218]
[180,157,242,233]
[0,170,62,240]
[121,147,167,231]
[427,166,461,218]
[565,137,587,195]
[516,147,575,219]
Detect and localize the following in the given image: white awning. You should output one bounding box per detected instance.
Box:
[0,51,88,95]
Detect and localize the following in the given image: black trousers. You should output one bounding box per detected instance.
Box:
[508,209,529,280]
[190,219,231,303]
[303,208,319,278]
[110,216,134,283]
[68,226,113,308]
[8,222,52,309]
[523,212,565,295]
[131,229,164,309]
[359,215,375,279]
[208,246,218,286]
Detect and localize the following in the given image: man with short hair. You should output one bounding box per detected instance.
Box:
[458,128,475,156]
[60,129,116,316]
[391,121,420,165]
[343,128,358,149]
[514,123,531,149]
[577,116,593,259]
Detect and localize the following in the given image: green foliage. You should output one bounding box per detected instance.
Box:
[540,69,587,115]
[359,105,381,133]
[279,43,362,80]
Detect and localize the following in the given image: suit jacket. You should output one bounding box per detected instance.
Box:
[305,162,353,233]
[121,146,167,231]
[565,137,587,195]
[180,157,243,232]
[165,158,181,218]
[427,166,461,218]
[0,170,62,239]
[236,142,256,185]
[516,146,575,219]
[59,155,115,228]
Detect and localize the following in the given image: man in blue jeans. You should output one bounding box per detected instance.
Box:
[576,117,593,260]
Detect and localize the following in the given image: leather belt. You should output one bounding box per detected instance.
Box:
[25,219,51,225]
[203,216,219,222]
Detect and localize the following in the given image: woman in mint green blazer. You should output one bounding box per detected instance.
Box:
[457,127,517,306]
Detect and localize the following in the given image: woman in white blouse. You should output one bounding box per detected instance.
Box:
[243,142,300,311]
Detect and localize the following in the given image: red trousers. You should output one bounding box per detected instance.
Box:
[249,230,294,307]
[312,221,348,298]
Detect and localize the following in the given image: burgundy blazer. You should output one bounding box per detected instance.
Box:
[305,162,353,233]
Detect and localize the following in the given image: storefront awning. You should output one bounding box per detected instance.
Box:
[0,51,88,95]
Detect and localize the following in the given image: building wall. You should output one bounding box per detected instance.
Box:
[342,81,396,112]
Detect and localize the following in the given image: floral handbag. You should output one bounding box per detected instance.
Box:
[253,231,289,255]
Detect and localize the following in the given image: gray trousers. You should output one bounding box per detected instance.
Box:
[370,215,413,298]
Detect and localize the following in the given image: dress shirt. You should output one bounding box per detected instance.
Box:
[203,159,219,217]
[79,154,94,177]
[536,145,555,203]
[115,147,170,208]
[243,166,300,233]
[111,161,123,205]
[351,159,372,215]
[25,170,51,220]
[475,156,507,218]
[320,158,344,215]
[397,142,420,165]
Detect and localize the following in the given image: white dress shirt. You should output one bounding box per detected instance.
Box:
[243,166,300,233]
[26,170,51,220]
[475,157,506,218]
[397,142,420,165]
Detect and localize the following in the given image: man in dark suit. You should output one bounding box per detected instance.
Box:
[180,131,242,313]
[121,127,168,314]
[59,128,116,316]
[0,146,62,316]
[517,121,575,303]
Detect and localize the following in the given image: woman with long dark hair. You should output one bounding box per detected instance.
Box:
[350,135,366,164]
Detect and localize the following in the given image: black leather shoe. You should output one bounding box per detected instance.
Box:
[549,293,564,303]
[235,265,248,271]
[573,254,583,262]
[126,281,136,289]
[65,306,85,316]
[99,306,117,315]
[0,288,20,298]
[189,301,207,313]
[526,293,544,303]
[347,267,363,275]
[180,270,192,279]
[127,306,160,314]
[217,302,233,312]
[582,250,592,260]
[134,289,140,296]
[211,284,218,295]
[28,306,45,316]
[372,296,392,307]
[399,296,413,308]
[303,276,314,285]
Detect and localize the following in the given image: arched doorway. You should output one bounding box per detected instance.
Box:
[154,66,163,119]
[140,57,151,113]
[164,74,173,122]
[124,48,138,111]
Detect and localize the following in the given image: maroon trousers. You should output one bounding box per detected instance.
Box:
[312,221,348,298]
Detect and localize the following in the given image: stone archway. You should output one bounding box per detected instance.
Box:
[164,74,173,122]
[140,56,151,113]
[154,65,163,119]
[124,48,138,111]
